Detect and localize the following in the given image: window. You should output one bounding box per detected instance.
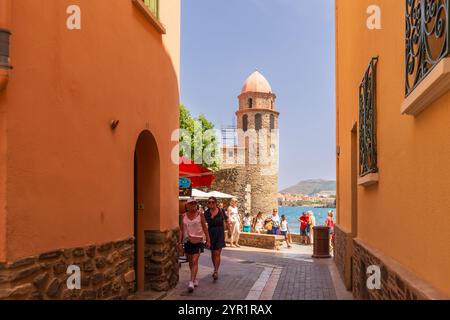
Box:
[248,98,253,109]
[255,114,262,131]
[144,0,159,19]
[243,115,248,132]
[133,0,165,34]
[359,57,378,179]
[402,0,450,116]
[405,0,449,96]
[270,114,275,130]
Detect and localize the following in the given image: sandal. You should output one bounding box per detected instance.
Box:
[212,271,218,281]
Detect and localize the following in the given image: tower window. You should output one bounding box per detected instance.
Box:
[270,114,275,130]
[255,114,262,131]
[248,98,253,109]
[243,115,248,132]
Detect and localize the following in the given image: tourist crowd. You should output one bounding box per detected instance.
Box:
[178,196,335,294]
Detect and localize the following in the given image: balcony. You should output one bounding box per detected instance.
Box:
[359,57,379,187]
[403,0,450,115]
[133,0,166,34]
[143,0,159,19]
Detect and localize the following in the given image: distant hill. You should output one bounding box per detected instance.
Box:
[280,179,336,196]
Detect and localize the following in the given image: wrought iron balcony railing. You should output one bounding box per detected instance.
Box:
[406,0,450,96]
[359,57,379,178]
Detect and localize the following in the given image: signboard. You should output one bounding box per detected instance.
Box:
[179,178,192,197]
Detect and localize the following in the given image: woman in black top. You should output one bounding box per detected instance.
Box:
[204,196,232,281]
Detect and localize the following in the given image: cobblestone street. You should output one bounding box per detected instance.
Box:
[131,244,352,301]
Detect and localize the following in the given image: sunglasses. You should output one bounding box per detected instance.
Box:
[208,201,216,204]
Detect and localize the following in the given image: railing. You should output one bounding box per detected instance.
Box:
[143,0,159,19]
[405,0,450,96]
[359,57,378,178]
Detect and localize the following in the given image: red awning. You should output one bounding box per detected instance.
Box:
[179,156,215,187]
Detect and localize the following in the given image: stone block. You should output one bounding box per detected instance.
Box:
[72,248,85,258]
[53,261,68,275]
[39,250,63,261]
[10,283,34,298]
[124,270,135,283]
[86,246,96,258]
[98,242,113,252]
[92,273,104,286]
[8,257,36,269]
[95,256,107,269]
[46,279,62,298]
[115,260,129,275]
[11,265,40,282]
[81,260,94,273]
[33,272,49,290]
[80,290,97,300]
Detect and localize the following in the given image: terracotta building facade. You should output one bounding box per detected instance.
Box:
[0,0,180,299]
[335,0,449,299]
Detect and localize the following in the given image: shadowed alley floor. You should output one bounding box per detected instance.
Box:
[130,243,352,301]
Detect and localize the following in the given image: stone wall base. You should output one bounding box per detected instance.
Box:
[289,234,306,244]
[334,225,353,290]
[0,238,135,300]
[352,239,448,300]
[144,228,179,292]
[238,232,284,250]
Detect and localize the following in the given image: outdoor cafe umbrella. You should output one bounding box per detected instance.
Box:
[179,156,215,187]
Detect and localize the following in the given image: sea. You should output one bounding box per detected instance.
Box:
[279,206,337,235]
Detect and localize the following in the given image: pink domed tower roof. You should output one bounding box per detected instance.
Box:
[241,71,273,94]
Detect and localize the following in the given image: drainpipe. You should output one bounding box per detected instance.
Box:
[0,0,12,91]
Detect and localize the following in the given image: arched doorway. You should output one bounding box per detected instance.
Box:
[134,130,160,292]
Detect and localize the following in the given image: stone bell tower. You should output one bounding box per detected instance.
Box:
[236,71,280,216]
[214,70,280,216]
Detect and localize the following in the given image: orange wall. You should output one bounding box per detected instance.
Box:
[336,0,450,295]
[0,0,180,262]
[0,90,5,262]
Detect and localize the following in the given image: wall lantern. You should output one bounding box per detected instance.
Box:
[110,120,120,130]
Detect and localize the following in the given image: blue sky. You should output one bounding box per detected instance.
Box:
[180,0,335,190]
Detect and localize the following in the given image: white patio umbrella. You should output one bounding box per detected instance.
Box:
[207,191,235,199]
[191,189,211,200]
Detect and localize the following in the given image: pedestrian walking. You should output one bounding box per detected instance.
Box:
[298,212,310,245]
[308,211,316,244]
[204,196,232,281]
[280,215,292,248]
[326,210,335,250]
[227,198,241,247]
[179,198,211,293]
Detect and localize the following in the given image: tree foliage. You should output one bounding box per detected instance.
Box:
[179,105,219,170]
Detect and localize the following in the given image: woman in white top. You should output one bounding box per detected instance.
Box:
[179,198,210,293]
[280,215,292,248]
[242,213,252,233]
[253,212,265,234]
[227,198,241,247]
[308,211,316,244]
